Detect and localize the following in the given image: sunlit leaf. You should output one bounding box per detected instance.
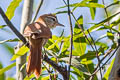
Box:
[0,62,16,75]
[24,74,35,80]
[0,25,7,29]
[90,8,96,20]
[11,45,29,61]
[6,0,22,20]
[73,36,86,56]
[41,75,50,80]
[89,0,98,20]
[107,31,114,40]
[6,77,15,80]
[103,58,115,80]
[61,36,70,55]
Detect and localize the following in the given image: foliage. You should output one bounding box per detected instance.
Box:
[0,0,120,80]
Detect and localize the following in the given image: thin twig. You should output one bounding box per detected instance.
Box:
[91,45,119,77]
[87,30,102,80]
[66,0,73,79]
[106,1,120,9]
[102,0,112,32]
[31,0,44,23]
[42,62,53,79]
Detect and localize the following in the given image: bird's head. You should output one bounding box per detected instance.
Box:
[38,14,64,28]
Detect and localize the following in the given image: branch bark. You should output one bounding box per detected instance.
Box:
[16,0,33,80]
[66,0,73,79]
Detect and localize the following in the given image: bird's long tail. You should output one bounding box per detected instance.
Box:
[26,38,43,79]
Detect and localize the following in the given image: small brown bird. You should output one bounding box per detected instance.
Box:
[24,14,64,78]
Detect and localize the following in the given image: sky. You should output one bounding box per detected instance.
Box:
[0,0,116,78]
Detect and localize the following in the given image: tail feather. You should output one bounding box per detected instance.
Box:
[34,46,42,78]
[26,38,42,79]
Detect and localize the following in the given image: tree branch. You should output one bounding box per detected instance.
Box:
[31,0,44,23]
[0,6,68,80]
[0,7,27,44]
[66,0,73,80]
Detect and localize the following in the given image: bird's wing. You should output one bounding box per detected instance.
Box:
[24,22,52,39]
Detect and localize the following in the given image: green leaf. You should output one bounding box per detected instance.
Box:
[6,0,22,20]
[89,0,98,20]
[83,12,120,35]
[107,31,114,40]
[90,8,95,20]
[0,25,7,29]
[60,57,89,73]
[61,37,70,53]
[0,38,20,44]
[6,77,15,80]
[0,62,16,75]
[103,58,115,80]
[24,74,35,80]
[11,45,29,61]
[80,51,96,60]
[72,66,85,80]
[58,2,104,9]
[47,39,60,53]
[2,43,14,55]
[73,36,86,56]
[0,62,5,80]
[55,11,68,14]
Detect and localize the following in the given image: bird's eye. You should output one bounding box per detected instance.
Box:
[51,18,56,21]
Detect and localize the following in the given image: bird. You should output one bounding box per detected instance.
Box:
[24,14,64,79]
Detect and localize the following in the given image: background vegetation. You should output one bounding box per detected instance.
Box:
[0,0,120,80]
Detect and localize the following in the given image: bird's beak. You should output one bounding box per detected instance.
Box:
[56,23,64,27]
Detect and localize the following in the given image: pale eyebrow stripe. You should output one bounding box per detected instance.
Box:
[47,16,57,21]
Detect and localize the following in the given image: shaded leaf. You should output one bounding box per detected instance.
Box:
[11,45,29,61]
[0,38,20,44]
[60,57,89,73]
[80,51,96,60]
[2,43,14,55]
[55,11,68,14]
[58,2,104,9]
[83,12,120,35]
[0,62,16,75]
[0,62,5,80]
